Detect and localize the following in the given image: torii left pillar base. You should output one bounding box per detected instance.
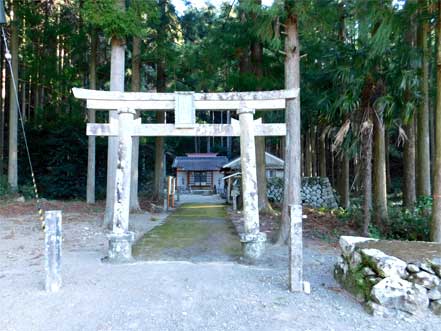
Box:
[103,232,135,263]
[240,232,267,263]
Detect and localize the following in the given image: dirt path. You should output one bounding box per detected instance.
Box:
[0,199,440,330]
[133,203,241,262]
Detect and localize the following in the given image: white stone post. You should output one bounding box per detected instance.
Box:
[45,210,62,292]
[289,204,303,292]
[106,108,136,263]
[237,108,266,262]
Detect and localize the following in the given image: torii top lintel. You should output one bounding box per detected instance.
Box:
[72,88,299,111]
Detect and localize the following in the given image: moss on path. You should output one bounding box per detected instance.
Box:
[133,203,242,262]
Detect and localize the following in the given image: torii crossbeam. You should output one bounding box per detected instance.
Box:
[73,88,302,287]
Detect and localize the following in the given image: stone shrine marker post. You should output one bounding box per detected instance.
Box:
[73,88,303,288]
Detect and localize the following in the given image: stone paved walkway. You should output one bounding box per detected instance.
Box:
[133,202,242,262]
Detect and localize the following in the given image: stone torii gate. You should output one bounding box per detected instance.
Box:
[72,87,301,284]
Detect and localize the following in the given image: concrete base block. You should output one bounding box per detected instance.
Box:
[241,232,267,263]
[102,231,135,263]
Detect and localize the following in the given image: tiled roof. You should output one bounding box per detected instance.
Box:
[172,155,228,171]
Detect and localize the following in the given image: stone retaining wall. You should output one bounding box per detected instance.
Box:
[267,176,338,209]
[334,236,441,317]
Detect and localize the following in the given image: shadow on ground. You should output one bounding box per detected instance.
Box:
[133,203,242,262]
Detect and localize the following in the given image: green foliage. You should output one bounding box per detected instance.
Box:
[337,197,432,241]
[383,196,432,241]
[82,0,153,39]
[19,184,36,200]
[18,115,89,199]
[0,176,10,197]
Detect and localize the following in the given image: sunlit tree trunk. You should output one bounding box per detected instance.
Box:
[304,128,312,177]
[403,117,417,207]
[278,7,301,244]
[373,114,388,227]
[311,126,317,176]
[362,118,373,236]
[319,129,326,177]
[87,29,97,204]
[153,0,167,201]
[130,36,141,212]
[431,0,441,242]
[0,37,4,177]
[417,2,431,197]
[153,62,166,201]
[8,5,18,191]
[403,0,417,208]
[385,132,392,192]
[338,154,350,209]
[251,0,272,213]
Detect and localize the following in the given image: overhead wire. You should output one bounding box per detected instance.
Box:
[1,26,45,230]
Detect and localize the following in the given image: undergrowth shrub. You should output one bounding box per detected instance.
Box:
[0,176,10,197]
[336,196,432,241]
[382,196,431,241]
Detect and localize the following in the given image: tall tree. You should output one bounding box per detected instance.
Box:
[431,0,441,242]
[130,35,142,212]
[0,38,4,178]
[153,0,168,202]
[403,117,417,207]
[279,0,301,244]
[8,1,18,191]
[250,0,273,213]
[417,0,431,197]
[86,28,97,204]
[373,96,388,227]
[403,1,418,208]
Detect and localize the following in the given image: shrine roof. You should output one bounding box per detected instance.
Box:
[172,154,228,171]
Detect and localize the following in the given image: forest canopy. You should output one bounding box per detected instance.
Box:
[1,0,441,242]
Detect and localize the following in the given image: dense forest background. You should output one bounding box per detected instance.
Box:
[2,0,441,242]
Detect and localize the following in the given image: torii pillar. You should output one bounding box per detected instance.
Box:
[104,108,136,263]
[237,108,266,262]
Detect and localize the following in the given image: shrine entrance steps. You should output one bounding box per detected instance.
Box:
[133,203,241,263]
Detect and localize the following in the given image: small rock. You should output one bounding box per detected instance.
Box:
[348,251,363,270]
[362,267,376,277]
[15,196,25,203]
[339,236,377,259]
[406,263,420,274]
[420,262,435,275]
[430,258,441,277]
[367,276,381,286]
[430,299,441,315]
[408,271,440,289]
[428,286,441,301]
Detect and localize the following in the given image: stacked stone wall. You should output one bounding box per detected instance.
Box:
[267,176,338,209]
[335,236,441,317]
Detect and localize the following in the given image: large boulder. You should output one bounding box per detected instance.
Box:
[360,248,407,278]
[365,301,408,318]
[371,277,429,315]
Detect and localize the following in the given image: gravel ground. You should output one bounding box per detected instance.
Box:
[0,198,440,331]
